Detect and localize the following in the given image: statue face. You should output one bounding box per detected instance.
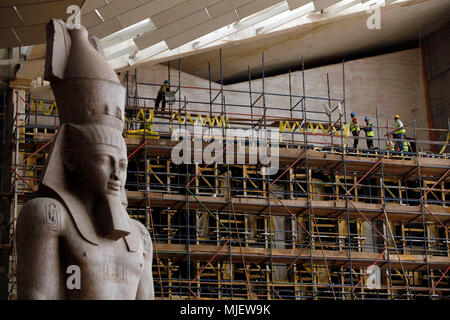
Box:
[74,144,127,197]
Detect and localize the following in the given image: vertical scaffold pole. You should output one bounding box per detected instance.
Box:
[208,62,212,116]
[301,56,315,299]
[376,106,394,300]
[219,48,232,297]
[327,73,333,150]
[248,66,253,121]
[178,59,181,112]
[413,111,431,299]
[341,58,355,299]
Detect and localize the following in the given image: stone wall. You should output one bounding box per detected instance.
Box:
[129,48,429,149]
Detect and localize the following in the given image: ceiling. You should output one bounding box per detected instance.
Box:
[157,0,450,83]
[0,0,449,84]
[0,0,84,47]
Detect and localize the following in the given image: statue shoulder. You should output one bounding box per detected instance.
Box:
[17,197,68,235]
[130,219,153,254]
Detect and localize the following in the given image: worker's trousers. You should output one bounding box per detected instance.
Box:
[352,131,359,149]
[366,138,373,149]
[393,133,404,151]
[155,92,166,110]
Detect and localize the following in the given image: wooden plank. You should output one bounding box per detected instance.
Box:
[154,242,450,270]
[126,190,450,223]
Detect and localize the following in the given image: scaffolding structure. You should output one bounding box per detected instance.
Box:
[4,52,450,300]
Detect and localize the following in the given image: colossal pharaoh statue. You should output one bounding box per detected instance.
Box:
[16,19,154,299]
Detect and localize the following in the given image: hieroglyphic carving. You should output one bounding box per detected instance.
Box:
[45,202,61,232]
[103,256,126,282]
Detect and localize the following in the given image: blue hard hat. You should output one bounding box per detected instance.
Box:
[365,116,370,121]
[164,80,170,84]
[350,112,355,117]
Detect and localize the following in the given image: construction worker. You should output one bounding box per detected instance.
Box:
[403,139,410,153]
[405,136,416,153]
[350,112,360,149]
[385,133,395,154]
[155,80,170,111]
[363,116,374,149]
[393,114,406,152]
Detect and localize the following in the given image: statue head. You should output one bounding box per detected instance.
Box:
[62,124,128,198]
[39,19,131,241]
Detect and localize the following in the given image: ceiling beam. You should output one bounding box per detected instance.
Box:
[109,1,292,68]
[256,2,315,35]
[101,19,154,48]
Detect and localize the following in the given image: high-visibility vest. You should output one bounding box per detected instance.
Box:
[350,117,359,132]
[158,85,170,96]
[403,141,409,152]
[395,119,405,134]
[365,122,374,137]
[386,140,395,151]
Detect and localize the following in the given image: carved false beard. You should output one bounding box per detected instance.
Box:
[95,193,131,240]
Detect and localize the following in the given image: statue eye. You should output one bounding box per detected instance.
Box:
[95,155,108,165]
[118,160,127,171]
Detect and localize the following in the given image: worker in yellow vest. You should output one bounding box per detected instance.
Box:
[155,80,171,111]
[403,139,410,153]
[393,114,406,152]
[385,133,395,154]
[363,116,375,149]
[350,112,360,149]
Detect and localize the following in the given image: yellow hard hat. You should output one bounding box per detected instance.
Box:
[394,114,399,119]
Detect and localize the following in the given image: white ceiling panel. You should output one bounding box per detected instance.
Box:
[135,9,210,50]
[165,10,238,50]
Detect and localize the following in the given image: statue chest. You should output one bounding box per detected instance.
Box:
[61,231,145,299]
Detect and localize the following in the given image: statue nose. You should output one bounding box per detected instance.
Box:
[110,172,119,181]
[110,163,120,180]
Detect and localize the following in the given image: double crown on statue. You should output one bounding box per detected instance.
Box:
[44,19,125,133]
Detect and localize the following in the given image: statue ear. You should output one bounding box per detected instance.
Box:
[62,149,76,172]
[62,124,83,172]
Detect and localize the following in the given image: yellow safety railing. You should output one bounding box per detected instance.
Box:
[279,120,350,145]
[29,100,58,115]
[169,112,230,132]
[125,109,159,138]
[126,128,160,139]
[439,131,450,154]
